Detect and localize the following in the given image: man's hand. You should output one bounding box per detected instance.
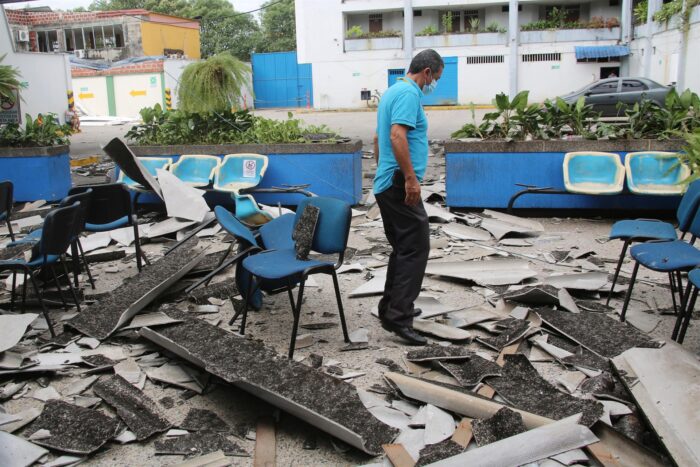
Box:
[404,175,421,206]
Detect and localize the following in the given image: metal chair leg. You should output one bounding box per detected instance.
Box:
[28,270,55,337]
[607,239,630,307]
[240,275,256,334]
[77,239,95,289]
[287,284,296,310]
[288,278,306,359]
[676,270,684,306]
[6,218,15,242]
[331,271,350,342]
[669,273,680,316]
[679,287,699,344]
[70,242,81,288]
[49,263,69,310]
[672,283,692,341]
[132,221,149,271]
[620,262,640,322]
[60,255,81,313]
[20,270,27,313]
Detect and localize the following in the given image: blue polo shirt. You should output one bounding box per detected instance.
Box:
[373,77,428,195]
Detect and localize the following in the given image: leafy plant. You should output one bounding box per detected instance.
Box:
[468,18,480,32]
[676,130,700,183]
[178,52,252,114]
[653,0,682,23]
[485,22,506,33]
[621,88,700,139]
[442,11,454,33]
[416,25,440,36]
[0,54,22,104]
[634,0,648,23]
[605,17,621,28]
[346,25,363,38]
[588,16,606,28]
[0,113,72,147]
[548,7,568,28]
[451,104,492,139]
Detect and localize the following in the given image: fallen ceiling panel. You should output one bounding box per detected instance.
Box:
[68,238,206,340]
[438,356,503,387]
[501,285,560,305]
[544,272,609,291]
[612,344,700,466]
[471,407,527,446]
[413,319,472,341]
[139,312,398,455]
[0,431,48,467]
[441,223,491,241]
[0,314,38,353]
[425,259,537,286]
[479,210,544,240]
[348,272,387,298]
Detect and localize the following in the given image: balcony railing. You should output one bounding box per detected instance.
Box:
[345,36,403,51]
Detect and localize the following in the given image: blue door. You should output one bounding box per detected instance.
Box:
[388,68,405,88]
[422,56,458,106]
[252,51,313,108]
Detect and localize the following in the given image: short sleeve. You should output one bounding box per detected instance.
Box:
[390,91,420,129]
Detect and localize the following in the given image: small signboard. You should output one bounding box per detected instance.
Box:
[243,159,257,178]
[0,89,21,124]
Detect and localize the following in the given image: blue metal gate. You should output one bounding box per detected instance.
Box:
[421,56,458,106]
[252,51,313,109]
[388,68,405,88]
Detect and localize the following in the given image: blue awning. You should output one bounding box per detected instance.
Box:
[575,45,630,60]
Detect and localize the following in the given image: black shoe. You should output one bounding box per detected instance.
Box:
[413,308,422,317]
[381,320,428,345]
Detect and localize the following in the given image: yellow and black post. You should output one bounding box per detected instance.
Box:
[165,87,173,110]
[67,90,75,112]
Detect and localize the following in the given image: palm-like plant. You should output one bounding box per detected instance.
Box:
[677,130,700,184]
[177,52,252,114]
[0,54,22,104]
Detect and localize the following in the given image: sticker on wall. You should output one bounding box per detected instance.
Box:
[243,160,257,178]
[80,87,89,92]
[551,65,560,70]
[150,76,158,88]
[352,72,361,77]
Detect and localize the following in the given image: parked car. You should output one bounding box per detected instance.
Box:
[560,78,672,116]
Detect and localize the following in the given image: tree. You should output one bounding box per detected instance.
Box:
[177,52,251,113]
[257,0,296,52]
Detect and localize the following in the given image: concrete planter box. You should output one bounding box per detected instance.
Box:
[415,32,506,47]
[0,145,71,202]
[444,139,684,209]
[130,140,363,205]
[521,27,620,43]
[345,36,403,51]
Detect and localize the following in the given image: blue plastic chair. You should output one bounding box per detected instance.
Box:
[213,154,272,226]
[118,157,171,188]
[0,203,83,336]
[676,268,700,343]
[620,209,700,337]
[236,197,351,358]
[0,181,14,241]
[607,179,700,306]
[563,152,625,195]
[625,152,690,195]
[170,155,221,187]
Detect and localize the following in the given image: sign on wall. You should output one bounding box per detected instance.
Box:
[0,90,21,124]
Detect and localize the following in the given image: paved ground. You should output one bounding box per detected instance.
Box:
[68,108,487,158]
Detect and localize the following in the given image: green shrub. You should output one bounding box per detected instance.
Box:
[346,25,363,38]
[416,25,440,36]
[0,113,72,147]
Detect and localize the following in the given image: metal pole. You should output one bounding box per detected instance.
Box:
[620,0,632,76]
[644,0,660,78]
[404,0,413,61]
[509,0,519,97]
[676,0,688,89]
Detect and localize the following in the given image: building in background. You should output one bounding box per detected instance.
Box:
[5,7,200,61]
[295,0,700,109]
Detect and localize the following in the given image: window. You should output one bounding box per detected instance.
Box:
[414,10,422,16]
[37,30,59,52]
[621,79,647,91]
[464,9,479,29]
[522,52,561,62]
[94,26,105,49]
[545,5,581,22]
[114,24,124,47]
[85,27,96,49]
[609,0,620,5]
[369,14,383,33]
[64,29,75,51]
[466,55,504,64]
[502,5,523,12]
[589,81,619,94]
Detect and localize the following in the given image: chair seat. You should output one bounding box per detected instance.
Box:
[243,249,331,280]
[1,254,60,268]
[631,240,700,271]
[85,216,129,232]
[7,229,42,246]
[609,219,678,241]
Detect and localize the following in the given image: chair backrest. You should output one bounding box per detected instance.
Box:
[170,155,221,186]
[259,213,296,250]
[676,179,700,232]
[214,154,269,194]
[214,205,259,248]
[69,183,133,225]
[294,197,351,255]
[563,152,625,194]
[103,138,161,197]
[39,202,80,257]
[0,180,12,217]
[118,157,171,186]
[625,152,690,195]
[59,189,92,239]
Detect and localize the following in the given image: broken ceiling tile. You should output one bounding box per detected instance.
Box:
[93,374,172,440]
[145,362,204,394]
[550,448,590,465]
[114,359,142,385]
[179,409,231,433]
[367,406,410,430]
[498,238,533,247]
[486,354,603,427]
[31,386,61,402]
[337,263,364,274]
[79,231,112,253]
[535,307,662,359]
[479,210,544,240]
[438,356,502,387]
[76,337,100,349]
[556,371,587,394]
[415,438,465,466]
[70,396,102,408]
[424,203,458,223]
[154,432,248,457]
[509,306,530,320]
[68,238,205,340]
[623,308,662,334]
[348,272,387,297]
[0,313,38,353]
[41,454,84,467]
[146,217,197,239]
[0,407,41,433]
[557,288,580,314]
[476,318,530,351]
[113,430,137,444]
[406,345,472,362]
[24,400,119,455]
[63,375,98,397]
[391,400,419,417]
[424,404,455,445]
[441,223,491,241]
[393,427,426,462]
[425,259,537,286]
[501,285,559,305]
[471,407,527,446]
[414,295,458,319]
[123,312,184,330]
[0,412,22,427]
[0,431,49,467]
[544,272,608,291]
[348,328,369,344]
[413,319,472,341]
[446,305,508,328]
[171,450,231,467]
[156,169,210,222]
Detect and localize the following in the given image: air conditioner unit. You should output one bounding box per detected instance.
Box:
[75,49,86,58]
[17,29,29,42]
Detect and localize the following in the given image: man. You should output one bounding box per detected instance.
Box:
[373,49,444,345]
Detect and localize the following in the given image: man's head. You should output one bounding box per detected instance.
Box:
[407,49,444,91]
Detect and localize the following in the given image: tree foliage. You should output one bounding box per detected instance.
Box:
[0,54,22,104]
[257,0,296,53]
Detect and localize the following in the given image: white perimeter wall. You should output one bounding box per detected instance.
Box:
[1,7,72,123]
[72,77,109,116]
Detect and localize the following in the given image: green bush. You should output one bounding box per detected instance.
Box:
[634,0,648,23]
[485,22,507,33]
[346,25,363,39]
[0,113,72,147]
[416,25,440,36]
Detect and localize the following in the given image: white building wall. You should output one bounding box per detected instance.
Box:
[112,73,163,118]
[589,2,621,19]
[1,7,72,123]
[72,77,109,116]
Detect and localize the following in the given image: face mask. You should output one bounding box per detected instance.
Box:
[422,71,438,95]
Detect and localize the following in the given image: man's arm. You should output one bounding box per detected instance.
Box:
[373,133,379,164]
[390,124,421,206]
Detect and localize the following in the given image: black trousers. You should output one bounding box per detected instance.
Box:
[376,170,430,327]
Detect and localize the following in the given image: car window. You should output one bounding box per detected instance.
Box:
[621,80,648,92]
[589,81,618,94]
